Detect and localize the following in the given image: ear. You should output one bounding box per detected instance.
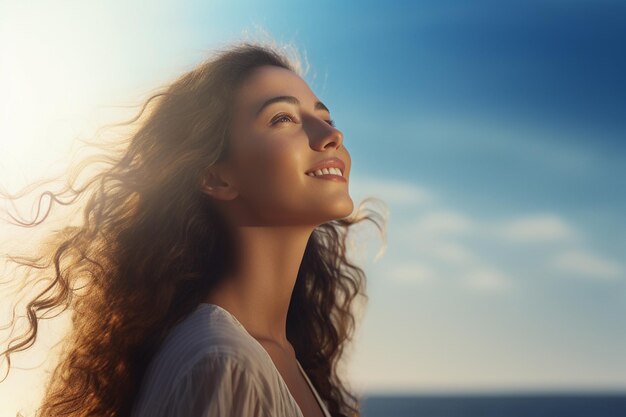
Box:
[200,165,239,201]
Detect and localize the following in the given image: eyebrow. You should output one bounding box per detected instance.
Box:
[255,95,330,117]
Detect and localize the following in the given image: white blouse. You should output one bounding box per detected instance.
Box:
[130,303,332,417]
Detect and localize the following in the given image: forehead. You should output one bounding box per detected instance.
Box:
[234,65,318,113]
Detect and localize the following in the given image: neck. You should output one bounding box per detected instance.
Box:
[204,225,313,349]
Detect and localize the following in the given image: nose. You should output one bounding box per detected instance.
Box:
[311,119,344,151]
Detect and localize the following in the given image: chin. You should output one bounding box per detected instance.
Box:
[330,199,355,220]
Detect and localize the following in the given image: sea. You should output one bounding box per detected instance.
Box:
[359,393,626,417]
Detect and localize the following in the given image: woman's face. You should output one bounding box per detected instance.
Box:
[213,65,353,227]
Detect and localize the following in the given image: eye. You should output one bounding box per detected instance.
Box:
[271,113,297,125]
[270,113,335,127]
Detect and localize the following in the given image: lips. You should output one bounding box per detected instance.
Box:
[305,157,346,175]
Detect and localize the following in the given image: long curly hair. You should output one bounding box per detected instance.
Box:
[0,40,387,417]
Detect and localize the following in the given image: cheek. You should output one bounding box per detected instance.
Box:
[237,138,304,188]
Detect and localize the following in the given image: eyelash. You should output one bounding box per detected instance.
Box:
[271,113,335,128]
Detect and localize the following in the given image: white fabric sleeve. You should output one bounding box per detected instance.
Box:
[160,353,271,417]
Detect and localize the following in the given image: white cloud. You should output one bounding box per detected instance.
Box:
[364,177,620,294]
[394,209,514,293]
[387,261,436,285]
[429,240,476,264]
[496,214,576,243]
[349,176,435,207]
[410,210,474,236]
[462,267,512,293]
[553,250,623,280]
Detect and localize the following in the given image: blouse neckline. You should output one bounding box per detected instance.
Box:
[197,303,332,417]
[295,359,333,417]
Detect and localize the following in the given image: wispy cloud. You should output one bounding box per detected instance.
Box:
[428,240,476,265]
[353,176,622,293]
[552,249,623,280]
[462,267,513,293]
[394,207,513,293]
[494,214,577,243]
[409,210,474,236]
[387,261,436,285]
[349,176,435,207]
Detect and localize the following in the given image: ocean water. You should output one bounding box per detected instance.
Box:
[359,394,626,417]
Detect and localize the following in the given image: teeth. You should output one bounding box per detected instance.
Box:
[307,167,343,177]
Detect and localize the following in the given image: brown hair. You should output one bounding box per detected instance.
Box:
[0,39,387,417]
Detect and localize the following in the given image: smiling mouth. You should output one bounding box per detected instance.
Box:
[306,167,344,177]
[306,169,347,182]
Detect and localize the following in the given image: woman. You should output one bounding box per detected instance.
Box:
[0,40,386,417]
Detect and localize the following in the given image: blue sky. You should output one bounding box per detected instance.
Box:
[1,0,625,412]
